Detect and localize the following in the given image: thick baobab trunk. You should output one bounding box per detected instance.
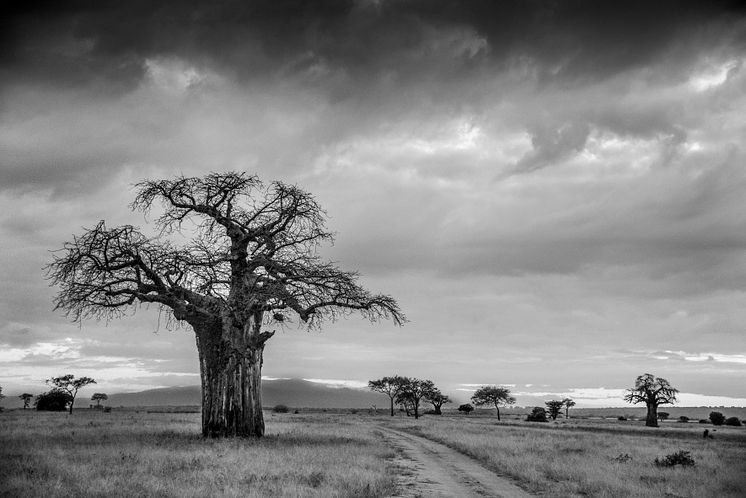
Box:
[645,403,658,427]
[194,319,267,437]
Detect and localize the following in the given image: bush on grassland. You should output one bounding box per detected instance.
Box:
[272,404,289,413]
[526,407,548,422]
[724,417,742,427]
[654,450,695,468]
[35,389,72,411]
[709,412,725,426]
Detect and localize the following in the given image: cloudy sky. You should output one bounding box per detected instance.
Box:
[2,0,746,407]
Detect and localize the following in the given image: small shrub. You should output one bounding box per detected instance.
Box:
[654,450,695,468]
[457,403,474,415]
[678,416,689,423]
[103,406,112,413]
[657,412,669,421]
[618,416,627,421]
[709,411,725,426]
[613,453,632,463]
[272,404,289,413]
[526,407,548,422]
[698,419,709,424]
[724,417,742,427]
[294,409,299,414]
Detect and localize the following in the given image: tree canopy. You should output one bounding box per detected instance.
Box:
[368,376,407,416]
[471,386,516,421]
[48,173,404,329]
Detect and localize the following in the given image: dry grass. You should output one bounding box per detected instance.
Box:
[383,415,746,497]
[0,410,396,498]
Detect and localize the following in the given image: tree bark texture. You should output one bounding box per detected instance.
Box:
[645,403,658,427]
[195,319,266,437]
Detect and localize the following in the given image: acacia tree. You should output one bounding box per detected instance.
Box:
[545,400,564,420]
[395,378,434,419]
[562,397,576,419]
[47,172,404,438]
[623,373,678,427]
[425,389,451,415]
[471,386,516,421]
[47,375,96,414]
[19,393,34,409]
[368,376,406,416]
[91,393,108,407]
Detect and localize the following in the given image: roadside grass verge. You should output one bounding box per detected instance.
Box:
[384,415,746,497]
[0,410,396,498]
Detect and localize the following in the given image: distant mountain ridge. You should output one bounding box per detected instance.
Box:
[106,378,386,408]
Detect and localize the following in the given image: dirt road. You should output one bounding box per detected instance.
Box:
[379,426,534,498]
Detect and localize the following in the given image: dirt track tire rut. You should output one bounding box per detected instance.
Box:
[379,426,534,498]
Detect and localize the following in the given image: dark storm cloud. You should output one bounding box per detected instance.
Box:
[3,0,743,90]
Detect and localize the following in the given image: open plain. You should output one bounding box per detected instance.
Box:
[1,409,745,497]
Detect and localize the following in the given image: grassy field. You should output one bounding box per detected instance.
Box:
[1,408,744,497]
[0,410,396,498]
[382,414,746,497]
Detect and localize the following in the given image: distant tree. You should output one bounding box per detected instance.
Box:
[709,411,725,426]
[623,373,678,427]
[457,403,474,415]
[678,416,690,423]
[0,385,4,412]
[36,389,73,411]
[545,400,564,420]
[19,393,34,409]
[471,386,516,421]
[47,172,404,438]
[562,398,576,419]
[395,378,435,419]
[91,393,108,407]
[424,389,451,415]
[47,375,96,414]
[724,417,742,427]
[657,412,670,421]
[368,376,407,416]
[526,406,548,422]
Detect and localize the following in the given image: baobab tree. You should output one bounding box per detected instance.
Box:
[623,373,678,427]
[471,386,516,421]
[368,376,407,416]
[47,172,404,438]
[19,393,33,409]
[47,375,96,414]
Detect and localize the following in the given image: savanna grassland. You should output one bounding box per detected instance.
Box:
[0,409,396,498]
[381,413,746,498]
[1,408,745,497]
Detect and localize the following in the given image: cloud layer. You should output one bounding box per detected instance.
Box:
[1,1,746,403]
